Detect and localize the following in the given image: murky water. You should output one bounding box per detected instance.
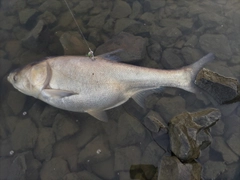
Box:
[0,0,240,179]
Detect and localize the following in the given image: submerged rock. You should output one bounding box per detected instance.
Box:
[158,156,202,180]
[11,118,38,152]
[95,32,147,62]
[40,157,70,180]
[7,90,26,115]
[199,34,232,59]
[143,110,167,132]
[169,108,221,161]
[7,151,41,180]
[110,0,132,19]
[202,161,226,180]
[195,68,240,104]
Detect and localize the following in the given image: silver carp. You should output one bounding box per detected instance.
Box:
[7,51,214,121]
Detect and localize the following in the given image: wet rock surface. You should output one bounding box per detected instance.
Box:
[195,68,240,104]
[169,108,221,161]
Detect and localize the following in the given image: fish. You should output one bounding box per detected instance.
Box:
[7,51,215,122]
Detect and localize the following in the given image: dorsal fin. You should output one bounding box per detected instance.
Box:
[97,49,123,61]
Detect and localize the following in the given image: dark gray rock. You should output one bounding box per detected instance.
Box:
[141,141,165,166]
[117,112,146,146]
[143,0,166,11]
[151,26,182,48]
[77,171,102,180]
[78,135,111,164]
[0,139,13,157]
[53,113,80,141]
[211,136,239,164]
[195,68,240,104]
[73,0,93,14]
[143,110,167,132]
[114,146,141,171]
[140,12,155,25]
[95,32,147,62]
[147,41,162,62]
[0,59,12,78]
[169,108,220,161]
[129,1,142,19]
[158,18,193,31]
[202,161,226,180]
[7,91,26,115]
[0,157,13,180]
[7,151,41,180]
[38,0,62,15]
[18,8,37,24]
[11,118,38,151]
[161,48,184,69]
[27,0,44,5]
[184,35,198,48]
[114,18,139,34]
[199,34,232,60]
[156,96,186,122]
[34,128,56,161]
[40,157,70,180]
[40,106,58,127]
[5,116,18,133]
[158,156,202,180]
[87,11,109,28]
[38,11,57,25]
[28,101,45,127]
[0,15,18,30]
[199,12,227,28]
[111,0,132,19]
[91,158,115,180]
[181,47,203,65]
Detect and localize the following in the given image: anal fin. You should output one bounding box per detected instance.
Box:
[87,110,108,122]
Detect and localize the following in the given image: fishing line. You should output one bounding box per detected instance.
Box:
[62,0,94,59]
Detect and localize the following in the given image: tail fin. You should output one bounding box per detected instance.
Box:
[182,53,215,93]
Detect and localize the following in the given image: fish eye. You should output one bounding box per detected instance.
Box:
[13,75,18,82]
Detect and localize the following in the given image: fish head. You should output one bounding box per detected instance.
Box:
[7,61,50,98]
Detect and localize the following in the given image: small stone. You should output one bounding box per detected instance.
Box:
[147,41,162,62]
[143,0,166,11]
[195,68,240,104]
[114,146,141,171]
[77,171,102,180]
[11,118,38,151]
[88,11,109,28]
[114,18,139,34]
[38,0,62,15]
[111,0,132,19]
[184,35,198,48]
[53,113,80,141]
[161,48,184,69]
[78,135,111,164]
[199,12,227,28]
[73,0,93,14]
[40,106,58,127]
[129,1,142,19]
[202,161,226,180]
[38,11,57,25]
[143,110,167,132]
[40,157,70,180]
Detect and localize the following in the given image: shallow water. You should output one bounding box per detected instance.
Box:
[0,0,240,180]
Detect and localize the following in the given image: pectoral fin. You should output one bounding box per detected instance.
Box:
[87,110,108,122]
[41,89,78,98]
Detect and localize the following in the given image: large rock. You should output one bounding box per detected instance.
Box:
[95,32,147,62]
[18,8,37,24]
[169,108,221,161]
[195,68,240,104]
[199,12,227,28]
[199,34,232,59]
[11,118,38,151]
[40,157,70,180]
[202,161,226,180]
[158,156,202,180]
[91,158,115,180]
[143,110,167,132]
[226,132,240,156]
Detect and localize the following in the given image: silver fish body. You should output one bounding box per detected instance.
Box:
[7,52,214,121]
